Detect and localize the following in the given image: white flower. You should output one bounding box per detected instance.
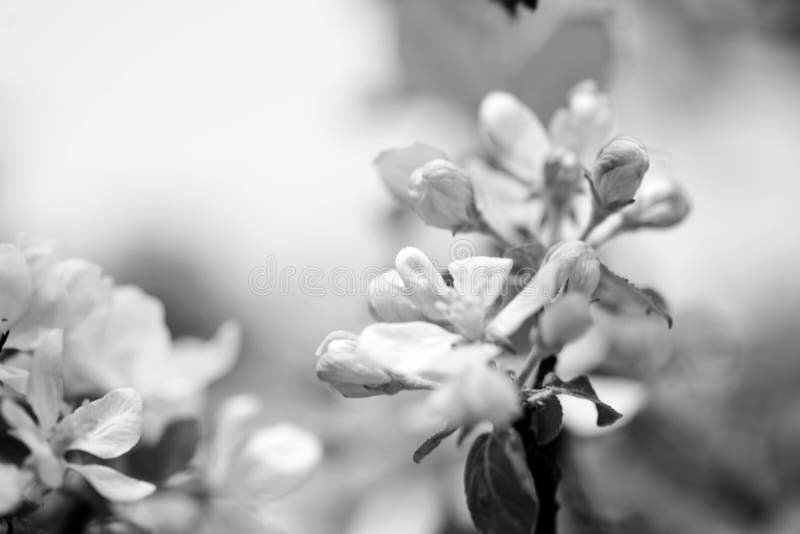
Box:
[1,330,154,502]
[0,463,32,515]
[119,395,322,534]
[428,364,519,427]
[549,80,614,167]
[63,286,241,440]
[0,238,111,350]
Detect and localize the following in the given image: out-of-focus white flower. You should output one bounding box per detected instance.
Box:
[0,238,111,350]
[428,364,519,427]
[1,330,154,502]
[479,91,551,183]
[64,286,241,440]
[591,135,650,212]
[0,463,32,515]
[374,143,448,207]
[409,159,478,232]
[549,80,614,167]
[120,394,321,534]
[621,174,691,229]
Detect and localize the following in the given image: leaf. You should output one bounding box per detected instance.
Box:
[413,426,457,464]
[542,374,622,427]
[504,241,548,271]
[57,388,143,459]
[28,330,64,431]
[464,429,539,534]
[594,263,672,328]
[529,395,563,445]
[67,463,155,502]
[127,418,201,483]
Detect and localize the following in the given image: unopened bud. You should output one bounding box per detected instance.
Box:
[538,294,593,347]
[409,160,477,231]
[622,176,691,229]
[591,136,649,212]
[314,331,390,398]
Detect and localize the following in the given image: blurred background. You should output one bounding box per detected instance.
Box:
[1,0,800,532]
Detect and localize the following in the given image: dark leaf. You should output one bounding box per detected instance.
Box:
[542,374,622,427]
[464,429,539,534]
[127,419,201,482]
[504,241,548,272]
[529,395,563,445]
[413,426,457,464]
[594,263,672,328]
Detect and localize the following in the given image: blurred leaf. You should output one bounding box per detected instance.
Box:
[57,388,143,459]
[594,264,672,328]
[504,241,548,271]
[464,429,538,534]
[127,418,200,483]
[542,374,621,426]
[67,463,155,502]
[529,395,563,445]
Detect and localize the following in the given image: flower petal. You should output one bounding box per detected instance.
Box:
[548,80,613,167]
[448,257,512,310]
[28,330,64,431]
[367,270,424,323]
[357,322,466,383]
[160,320,242,400]
[0,463,31,515]
[428,364,519,427]
[0,243,33,327]
[57,387,143,459]
[225,423,322,502]
[207,394,262,485]
[374,143,448,207]
[67,463,155,502]
[479,92,550,183]
[394,247,455,322]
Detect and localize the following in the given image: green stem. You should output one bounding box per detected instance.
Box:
[515,343,546,388]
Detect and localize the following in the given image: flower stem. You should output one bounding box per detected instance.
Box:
[515,343,546,388]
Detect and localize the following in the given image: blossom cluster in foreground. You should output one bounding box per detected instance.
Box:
[0,239,320,533]
[316,81,689,534]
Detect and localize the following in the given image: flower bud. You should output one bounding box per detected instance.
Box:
[367,271,423,323]
[409,159,477,231]
[314,331,391,398]
[428,364,519,427]
[591,136,649,212]
[538,294,593,347]
[622,176,691,229]
[374,143,447,207]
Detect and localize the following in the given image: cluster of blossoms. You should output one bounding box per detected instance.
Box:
[316,81,689,533]
[0,238,320,533]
